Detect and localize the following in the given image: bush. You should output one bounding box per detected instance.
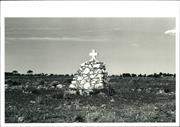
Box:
[50,81,60,88]
[12,81,21,86]
[51,90,64,99]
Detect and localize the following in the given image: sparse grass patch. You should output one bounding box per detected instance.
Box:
[5,76,175,123]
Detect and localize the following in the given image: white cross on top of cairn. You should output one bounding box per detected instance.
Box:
[89,49,98,61]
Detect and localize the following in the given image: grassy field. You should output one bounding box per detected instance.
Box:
[5,75,175,123]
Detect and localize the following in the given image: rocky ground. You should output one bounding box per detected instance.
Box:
[5,75,175,123]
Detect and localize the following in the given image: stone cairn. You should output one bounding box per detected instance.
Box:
[69,49,108,95]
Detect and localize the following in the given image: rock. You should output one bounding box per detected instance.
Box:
[51,86,55,88]
[158,89,164,94]
[18,116,24,122]
[99,80,103,83]
[57,84,63,89]
[37,85,43,89]
[100,104,106,108]
[80,79,86,85]
[93,64,101,68]
[83,68,90,74]
[110,98,115,102]
[71,81,76,84]
[89,71,93,75]
[82,74,87,77]
[5,84,9,90]
[137,88,142,92]
[69,84,76,89]
[50,81,60,87]
[90,75,95,79]
[97,74,103,78]
[30,100,36,104]
[94,83,104,89]
[84,82,91,89]
[81,63,85,66]
[68,90,77,94]
[77,76,83,81]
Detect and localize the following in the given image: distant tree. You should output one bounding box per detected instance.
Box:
[147,74,153,77]
[153,73,159,78]
[122,73,131,77]
[65,74,69,77]
[143,74,146,77]
[5,72,14,76]
[12,70,19,75]
[50,74,54,76]
[12,81,21,86]
[36,74,41,76]
[131,74,137,77]
[138,74,142,77]
[174,73,176,77]
[159,72,163,77]
[27,70,33,75]
[119,74,123,77]
[111,75,116,77]
[165,73,172,77]
[58,74,64,77]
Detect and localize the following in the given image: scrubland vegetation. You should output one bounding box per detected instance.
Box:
[5,72,175,123]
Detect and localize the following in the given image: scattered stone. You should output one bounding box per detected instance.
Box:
[68,89,77,95]
[22,90,32,94]
[50,81,60,88]
[30,100,36,104]
[5,84,9,90]
[168,92,175,95]
[154,106,158,110]
[157,89,165,94]
[146,88,152,93]
[18,116,24,122]
[100,104,106,108]
[83,68,90,74]
[56,84,63,89]
[110,98,115,102]
[69,84,76,89]
[137,88,142,92]
[131,89,135,91]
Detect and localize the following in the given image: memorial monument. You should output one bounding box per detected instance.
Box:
[69,49,108,95]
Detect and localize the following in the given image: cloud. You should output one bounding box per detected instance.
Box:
[164,28,176,36]
[130,43,139,47]
[6,37,107,42]
[112,28,121,31]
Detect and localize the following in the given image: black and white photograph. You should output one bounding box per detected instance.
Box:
[4,17,176,123]
[1,1,180,127]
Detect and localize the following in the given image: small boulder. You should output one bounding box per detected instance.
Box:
[57,84,63,89]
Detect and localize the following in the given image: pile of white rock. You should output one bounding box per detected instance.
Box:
[69,49,108,95]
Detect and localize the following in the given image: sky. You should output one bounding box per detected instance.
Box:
[5,18,175,75]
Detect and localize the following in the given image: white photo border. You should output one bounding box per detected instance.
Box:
[1,1,180,127]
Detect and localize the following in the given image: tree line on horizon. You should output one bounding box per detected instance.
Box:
[5,70,175,78]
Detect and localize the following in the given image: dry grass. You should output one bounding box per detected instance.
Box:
[5,76,175,123]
